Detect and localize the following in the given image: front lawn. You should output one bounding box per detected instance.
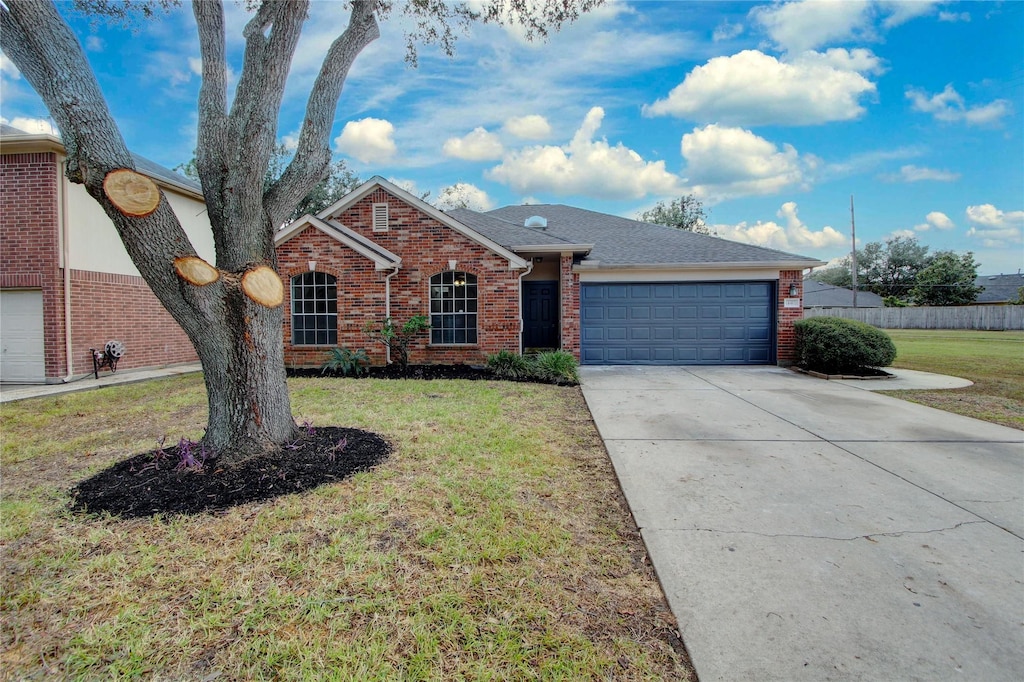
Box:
[881,329,1024,430]
[0,375,691,679]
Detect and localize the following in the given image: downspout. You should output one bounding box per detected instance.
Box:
[384,265,400,365]
[517,260,534,354]
[59,160,75,383]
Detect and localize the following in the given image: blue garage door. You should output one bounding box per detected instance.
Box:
[581,282,775,365]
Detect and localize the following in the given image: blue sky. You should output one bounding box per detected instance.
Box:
[2,0,1022,274]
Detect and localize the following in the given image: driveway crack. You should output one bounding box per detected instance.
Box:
[651,520,988,542]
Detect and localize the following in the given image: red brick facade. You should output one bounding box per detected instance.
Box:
[1,151,198,382]
[776,270,804,365]
[559,254,581,361]
[277,188,524,368]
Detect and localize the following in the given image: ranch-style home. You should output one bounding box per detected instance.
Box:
[276,177,823,369]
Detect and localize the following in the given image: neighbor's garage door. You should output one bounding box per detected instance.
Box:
[580,282,775,365]
[1,289,46,383]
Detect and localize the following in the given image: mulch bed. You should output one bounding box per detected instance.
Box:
[288,364,495,381]
[70,427,390,519]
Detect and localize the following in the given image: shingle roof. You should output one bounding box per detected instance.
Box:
[447,208,580,249]
[802,279,884,307]
[1,123,201,196]
[974,273,1024,303]
[480,204,821,268]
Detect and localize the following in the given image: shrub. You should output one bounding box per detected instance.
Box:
[363,316,430,368]
[321,347,370,376]
[530,350,580,385]
[486,350,533,379]
[794,317,896,373]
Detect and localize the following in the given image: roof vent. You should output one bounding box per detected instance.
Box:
[524,215,547,229]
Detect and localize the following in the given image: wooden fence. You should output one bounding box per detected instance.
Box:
[803,305,1024,330]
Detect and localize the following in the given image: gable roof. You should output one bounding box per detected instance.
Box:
[484,204,824,270]
[974,273,1024,303]
[1,124,203,200]
[275,215,401,270]
[316,176,529,270]
[802,279,885,307]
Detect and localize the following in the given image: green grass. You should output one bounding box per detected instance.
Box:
[0,375,691,680]
[882,329,1024,429]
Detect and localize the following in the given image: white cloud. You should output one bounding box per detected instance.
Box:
[906,84,1011,126]
[436,182,496,211]
[713,20,744,42]
[889,229,916,239]
[442,127,504,161]
[965,204,1024,247]
[85,36,105,52]
[914,211,955,232]
[750,0,938,53]
[188,57,203,77]
[712,201,847,251]
[938,11,970,22]
[880,164,960,182]
[503,115,552,140]
[643,49,881,126]
[1,53,21,79]
[680,124,812,200]
[486,107,683,200]
[750,0,873,53]
[0,116,59,136]
[334,118,397,164]
[387,177,423,197]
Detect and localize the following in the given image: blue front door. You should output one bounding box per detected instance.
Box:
[522,281,559,349]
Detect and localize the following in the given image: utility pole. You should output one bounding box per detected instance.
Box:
[850,195,858,308]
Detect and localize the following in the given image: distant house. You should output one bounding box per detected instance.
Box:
[803,279,884,308]
[0,124,214,384]
[276,176,823,368]
[974,274,1024,304]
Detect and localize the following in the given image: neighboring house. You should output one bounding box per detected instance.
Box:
[276,177,823,368]
[803,279,884,308]
[1,124,214,384]
[974,274,1024,304]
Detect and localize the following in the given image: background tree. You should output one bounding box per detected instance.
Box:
[809,236,931,302]
[910,251,983,306]
[177,145,361,224]
[637,194,712,234]
[0,0,600,464]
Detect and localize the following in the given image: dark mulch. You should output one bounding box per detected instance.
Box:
[288,363,494,381]
[69,427,390,519]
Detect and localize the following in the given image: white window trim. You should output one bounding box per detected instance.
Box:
[372,202,389,232]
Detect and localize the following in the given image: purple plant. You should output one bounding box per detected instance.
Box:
[329,436,348,462]
[175,437,209,472]
[301,419,316,437]
[153,436,169,461]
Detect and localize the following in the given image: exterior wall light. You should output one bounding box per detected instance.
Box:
[789,282,799,296]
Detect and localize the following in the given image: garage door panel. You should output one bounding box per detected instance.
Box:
[581,281,775,366]
[1,290,45,383]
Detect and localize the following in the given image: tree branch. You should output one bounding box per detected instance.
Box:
[264,0,380,226]
[192,0,229,241]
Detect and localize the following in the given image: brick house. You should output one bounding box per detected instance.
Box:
[277,177,823,368]
[0,124,214,384]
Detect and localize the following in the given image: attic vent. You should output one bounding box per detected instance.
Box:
[524,215,547,229]
[372,203,389,232]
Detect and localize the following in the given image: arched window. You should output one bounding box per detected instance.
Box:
[430,271,477,344]
[290,272,337,345]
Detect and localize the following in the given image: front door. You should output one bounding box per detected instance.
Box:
[522,281,559,350]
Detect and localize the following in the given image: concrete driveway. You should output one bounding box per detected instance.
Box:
[580,366,1023,681]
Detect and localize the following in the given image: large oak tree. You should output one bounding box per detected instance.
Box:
[1,0,599,464]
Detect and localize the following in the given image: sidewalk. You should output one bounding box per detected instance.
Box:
[0,364,202,404]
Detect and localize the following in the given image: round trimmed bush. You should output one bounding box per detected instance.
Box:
[793,317,896,373]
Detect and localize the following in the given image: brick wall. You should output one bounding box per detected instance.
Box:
[559,254,581,360]
[277,189,525,367]
[776,270,804,365]
[2,152,198,381]
[1,152,66,378]
[69,270,198,375]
